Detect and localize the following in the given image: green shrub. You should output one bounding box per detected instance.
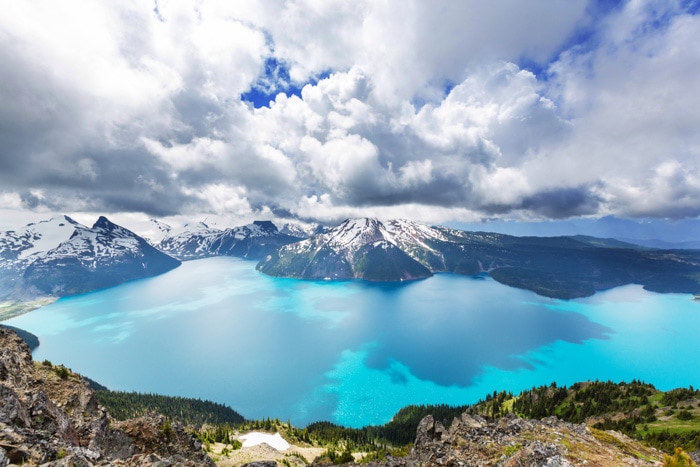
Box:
[54,365,70,379]
[663,447,696,467]
[162,420,174,440]
[320,448,354,464]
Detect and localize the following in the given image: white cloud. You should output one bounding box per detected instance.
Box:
[142,137,229,173]
[540,0,700,217]
[230,0,589,101]
[1,0,698,227]
[183,184,254,217]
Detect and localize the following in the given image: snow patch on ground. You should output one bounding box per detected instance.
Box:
[238,432,291,451]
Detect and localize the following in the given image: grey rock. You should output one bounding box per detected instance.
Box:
[241,461,279,467]
[0,328,214,467]
[0,384,30,427]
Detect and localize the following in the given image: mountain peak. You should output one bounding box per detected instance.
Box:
[257,217,434,281]
[252,220,278,232]
[92,215,115,230]
[339,217,383,227]
[328,218,388,250]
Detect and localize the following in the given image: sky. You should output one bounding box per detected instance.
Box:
[1,0,700,232]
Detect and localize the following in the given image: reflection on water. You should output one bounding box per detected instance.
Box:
[7,257,700,427]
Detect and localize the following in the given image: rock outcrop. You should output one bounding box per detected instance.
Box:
[0,327,214,466]
[328,413,663,467]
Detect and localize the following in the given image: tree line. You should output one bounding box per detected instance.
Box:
[96,390,245,426]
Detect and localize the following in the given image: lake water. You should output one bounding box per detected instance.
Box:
[6,257,700,427]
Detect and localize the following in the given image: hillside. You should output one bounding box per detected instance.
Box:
[0,327,213,466]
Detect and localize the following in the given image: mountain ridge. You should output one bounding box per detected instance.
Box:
[154,219,304,261]
[257,217,700,299]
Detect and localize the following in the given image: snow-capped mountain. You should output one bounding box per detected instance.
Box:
[276,222,314,239]
[156,221,223,260]
[144,218,173,245]
[0,216,84,298]
[4,215,700,302]
[0,216,80,269]
[256,217,700,298]
[257,218,434,281]
[0,216,180,300]
[155,220,303,261]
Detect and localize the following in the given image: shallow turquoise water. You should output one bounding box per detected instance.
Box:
[7,257,700,427]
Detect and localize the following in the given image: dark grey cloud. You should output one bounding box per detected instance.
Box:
[519,187,602,219]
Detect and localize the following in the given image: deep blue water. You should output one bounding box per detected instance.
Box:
[7,257,700,427]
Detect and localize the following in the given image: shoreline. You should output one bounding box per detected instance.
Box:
[0,297,56,322]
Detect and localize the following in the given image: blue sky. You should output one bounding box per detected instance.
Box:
[0,0,699,232]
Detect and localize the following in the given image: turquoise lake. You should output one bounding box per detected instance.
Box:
[6,257,700,427]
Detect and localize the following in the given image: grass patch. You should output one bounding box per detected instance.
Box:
[650,393,665,403]
[502,443,522,456]
[590,428,653,461]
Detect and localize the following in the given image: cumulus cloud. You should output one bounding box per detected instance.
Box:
[0,0,698,227]
[539,0,700,218]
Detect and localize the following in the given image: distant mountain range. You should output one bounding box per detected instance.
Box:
[257,217,700,299]
[451,215,700,249]
[154,220,303,261]
[2,216,700,306]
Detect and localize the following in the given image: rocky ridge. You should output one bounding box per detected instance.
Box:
[352,413,663,467]
[0,327,214,466]
[155,220,303,261]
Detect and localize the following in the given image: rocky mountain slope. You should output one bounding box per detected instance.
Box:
[0,216,180,303]
[0,327,214,466]
[155,220,303,261]
[258,217,700,298]
[257,218,432,281]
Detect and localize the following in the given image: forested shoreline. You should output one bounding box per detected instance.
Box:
[94,380,700,457]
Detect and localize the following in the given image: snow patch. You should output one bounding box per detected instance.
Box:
[238,432,290,451]
[17,216,81,260]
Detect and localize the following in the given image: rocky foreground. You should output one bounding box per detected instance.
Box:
[0,325,674,466]
[367,413,665,467]
[0,327,213,466]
